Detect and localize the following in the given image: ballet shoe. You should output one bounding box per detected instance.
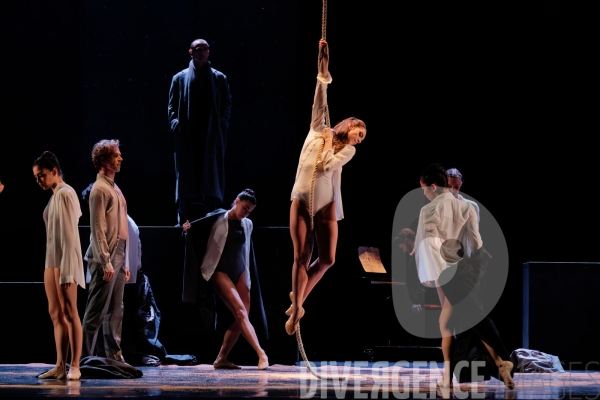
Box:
[499,361,515,389]
[213,359,241,369]
[67,367,81,380]
[258,355,269,370]
[285,307,304,335]
[38,366,66,380]
[285,292,293,316]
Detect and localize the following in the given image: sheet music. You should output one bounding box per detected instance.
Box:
[358,246,386,273]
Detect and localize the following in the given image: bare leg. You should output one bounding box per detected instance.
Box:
[212,271,268,369]
[286,201,337,323]
[435,284,445,308]
[39,268,68,379]
[287,199,311,334]
[303,201,337,297]
[56,271,82,380]
[213,272,246,365]
[438,286,453,387]
[214,320,242,366]
[481,340,515,389]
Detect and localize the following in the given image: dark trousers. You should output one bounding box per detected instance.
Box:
[81,239,127,362]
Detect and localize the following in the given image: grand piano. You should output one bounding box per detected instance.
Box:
[346,245,443,362]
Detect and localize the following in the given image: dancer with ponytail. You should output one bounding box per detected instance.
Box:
[182,189,269,370]
[33,151,85,380]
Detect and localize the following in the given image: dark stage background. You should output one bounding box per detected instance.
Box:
[0,0,597,365]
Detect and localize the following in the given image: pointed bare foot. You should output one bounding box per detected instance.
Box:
[285,306,304,335]
[499,361,515,389]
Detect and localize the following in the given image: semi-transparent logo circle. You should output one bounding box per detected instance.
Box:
[391,188,508,339]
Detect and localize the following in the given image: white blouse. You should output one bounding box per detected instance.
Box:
[414,192,482,283]
[291,72,356,221]
[43,182,85,288]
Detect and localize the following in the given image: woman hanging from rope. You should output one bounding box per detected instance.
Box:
[286,38,367,335]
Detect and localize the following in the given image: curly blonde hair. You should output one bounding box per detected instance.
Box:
[91,139,120,171]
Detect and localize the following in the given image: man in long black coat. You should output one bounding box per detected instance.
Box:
[168,38,232,226]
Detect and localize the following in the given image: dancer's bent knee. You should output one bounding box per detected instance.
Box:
[294,255,311,272]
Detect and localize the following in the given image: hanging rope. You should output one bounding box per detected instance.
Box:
[310,0,331,235]
[320,0,331,130]
[295,323,345,381]
[293,0,346,382]
[321,0,327,41]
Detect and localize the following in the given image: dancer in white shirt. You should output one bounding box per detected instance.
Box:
[415,163,514,390]
[286,38,367,335]
[33,151,84,380]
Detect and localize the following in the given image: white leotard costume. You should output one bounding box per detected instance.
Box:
[290,72,356,220]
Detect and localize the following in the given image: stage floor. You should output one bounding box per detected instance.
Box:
[1,362,599,399]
